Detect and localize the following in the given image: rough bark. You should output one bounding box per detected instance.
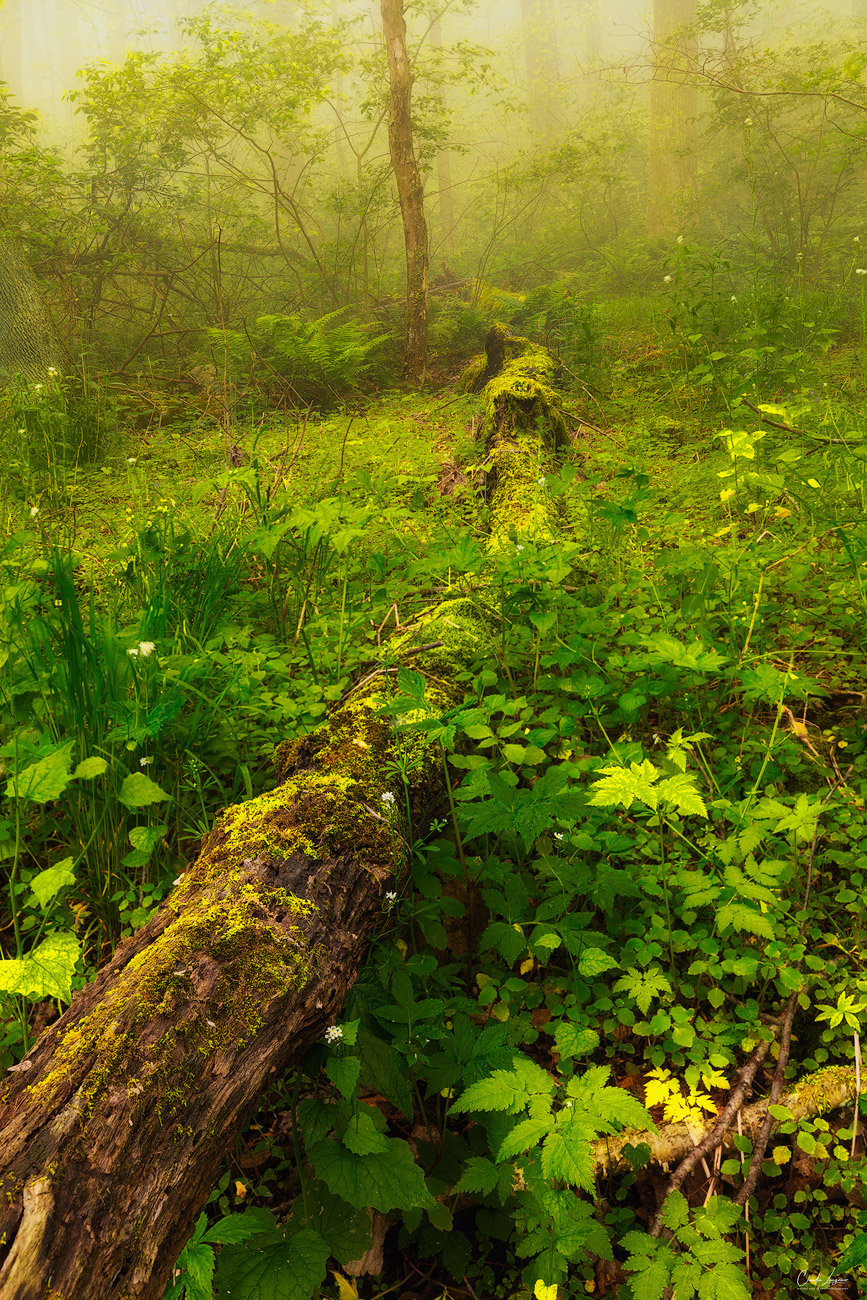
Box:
[0,236,66,382]
[381,0,429,381]
[647,0,699,237]
[0,335,568,1300]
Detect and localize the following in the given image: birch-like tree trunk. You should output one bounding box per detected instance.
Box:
[0,237,66,382]
[381,0,429,380]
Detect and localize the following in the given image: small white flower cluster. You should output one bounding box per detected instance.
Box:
[127,641,156,659]
[663,275,673,283]
[324,1025,343,1045]
[47,367,58,377]
[381,791,396,806]
[855,236,861,244]
[139,756,153,767]
[516,544,525,553]
[127,457,138,465]
[385,890,397,908]
[857,268,867,277]
[537,476,546,487]
[744,117,753,127]
[731,295,738,302]
[29,505,39,518]
[554,832,565,841]
[676,235,684,244]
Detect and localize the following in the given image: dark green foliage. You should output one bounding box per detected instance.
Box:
[207,311,390,409]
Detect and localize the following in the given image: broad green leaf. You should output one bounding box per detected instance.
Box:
[287,1182,371,1267]
[308,1137,435,1214]
[627,1256,670,1300]
[839,1230,867,1270]
[204,1213,270,1246]
[215,1226,328,1300]
[357,1028,413,1118]
[325,1055,360,1101]
[577,948,619,978]
[118,772,171,809]
[341,1109,389,1156]
[0,931,80,1002]
[129,824,169,854]
[6,742,75,802]
[73,756,108,780]
[554,1023,599,1060]
[171,1241,216,1300]
[30,858,75,908]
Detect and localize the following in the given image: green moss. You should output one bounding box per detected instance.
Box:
[458,353,486,392]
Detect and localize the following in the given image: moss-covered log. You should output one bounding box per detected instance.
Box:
[0,342,570,1300]
[593,1064,858,1176]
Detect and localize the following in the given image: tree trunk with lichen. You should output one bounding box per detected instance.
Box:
[0,236,67,382]
[0,336,568,1300]
[381,0,429,381]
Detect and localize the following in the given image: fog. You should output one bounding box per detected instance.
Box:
[2,0,867,377]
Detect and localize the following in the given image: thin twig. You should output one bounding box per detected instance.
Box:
[734,995,797,1207]
[649,1038,770,1236]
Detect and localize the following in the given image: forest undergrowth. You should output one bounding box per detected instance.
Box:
[2,298,867,1300]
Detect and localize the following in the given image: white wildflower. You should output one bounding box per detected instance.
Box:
[855,236,861,243]
[516,545,524,552]
[676,235,684,244]
[554,832,565,841]
[385,890,397,907]
[380,791,396,806]
[29,505,39,517]
[137,641,156,658]
[663,275,673,283]
[744,117,753,126]
[324,1025,343,1045]
[857,268,867,276]
[34,383,43,391]
[127,457,137,465]
[731,295,737,302]
[47,367,58,376]
[139,756,153,767]
[537,476,546,486]
[127,647,139,658]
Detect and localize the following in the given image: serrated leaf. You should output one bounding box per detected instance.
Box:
[541,1129,595,1193]
[326,1055,361,1101]
[204,1213,270,1246]
[554,1022,599,1060]
[589,761,660,812]
[453,1157,498,1196]
[497,1117,551,1161]
[839,1229,867,1270]
[341,1109,389,1156]
[628,1256,670,1300]
[30,858,75,909]
[577,947,618,978]
[357,1028,412,1118]
[118,771,171,809]
[0,930,80,1001]
[73,756,107,780]
[656,773,708,818]
[6,742,75,802]
[215,1226,328,1300]
[455,1070,527,1115]
[309,1137,435,1213]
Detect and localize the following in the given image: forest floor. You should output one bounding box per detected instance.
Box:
[3,324,867,1299]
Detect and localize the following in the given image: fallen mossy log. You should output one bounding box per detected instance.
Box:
[0,332,569,1300]
[593,1064,857,1175]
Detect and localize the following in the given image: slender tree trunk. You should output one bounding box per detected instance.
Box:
[0,237,67,381]
[428,8,456,255]
[0,0,24,105]
[521,0,561,141]
[381,0,429,381]
[647,0,699,237]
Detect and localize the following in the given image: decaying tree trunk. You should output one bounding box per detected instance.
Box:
[0,337,568,1300]
[381,0,429,381]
